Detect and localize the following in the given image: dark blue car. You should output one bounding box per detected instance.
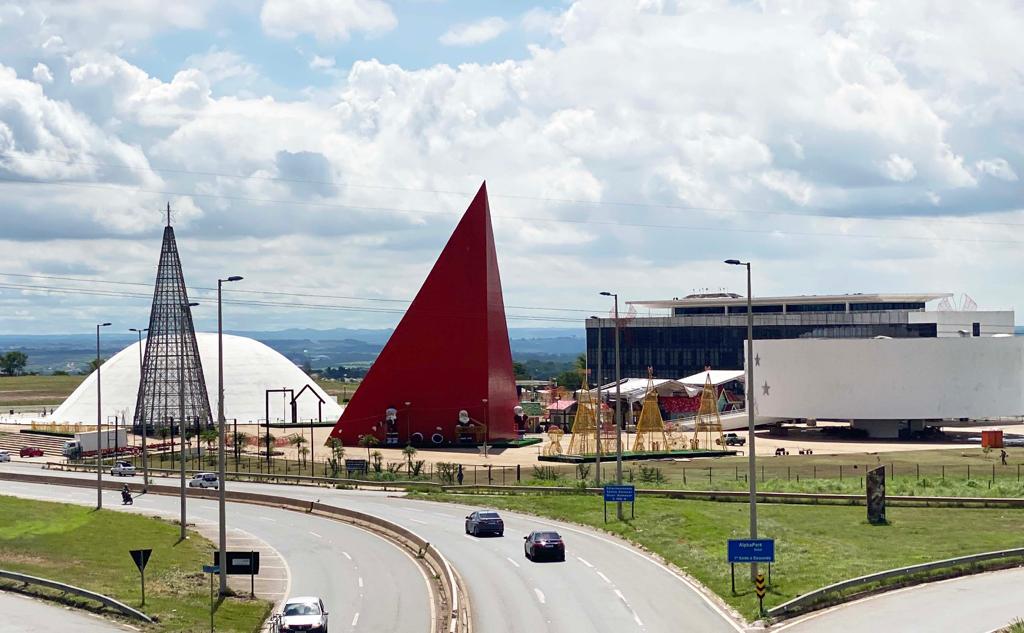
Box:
[465,510,504,537]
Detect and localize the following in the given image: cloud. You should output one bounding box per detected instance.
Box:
[309,55,337,70]
[439,17,508,46]
[260,0,397,42]
[183,48,259,86]
[976,158,1018,182]
[882,154,917,182]
[32,63,53,84]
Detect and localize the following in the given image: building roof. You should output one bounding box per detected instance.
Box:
[547,400,576,411]
[680,369,745,386]
[627,292,951,310]
[592,378,700,401]
[51,334,342,425]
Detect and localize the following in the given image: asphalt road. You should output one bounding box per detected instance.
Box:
[776,567,1024,633]
[2,464,741,633]
[0,477,431,633]
[0,592,129,633]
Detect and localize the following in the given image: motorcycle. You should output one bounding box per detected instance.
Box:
[121,490,133,505]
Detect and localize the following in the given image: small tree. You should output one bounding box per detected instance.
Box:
[402,445,418,475]
[358,434,379,461]
[233,431,250,462]
[370,450,384,473]
[0,351,28,376]
[200,428,218,452]
[290,435,308,467]
[263,432,277,456]
[326,438,345,478]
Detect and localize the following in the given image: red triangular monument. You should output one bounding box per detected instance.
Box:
[329,183,518,446]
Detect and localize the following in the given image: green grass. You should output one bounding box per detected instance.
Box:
[0,375,85,406]
[412,491,1024,620]
[0,495,270,632]
[1001,618,1024,633]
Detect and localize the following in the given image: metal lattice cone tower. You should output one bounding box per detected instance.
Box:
[132,208,213,437]
[632,369,669,453]
[567,376,598,455]
[691,374,726,450]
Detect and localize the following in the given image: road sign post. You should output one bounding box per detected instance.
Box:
[203,564,219,632]
[728,539,775,600]
[755,572,766,614]
[603,484,635,522]
[129,549,152,606]
[214,550,261,597]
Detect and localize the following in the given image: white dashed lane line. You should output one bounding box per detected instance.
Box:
[505,557,520,568]
[342,551,352,560]
[534,588,546,605]
[576,556,593,568]
[597,571,612,584]
[309,531,322,538]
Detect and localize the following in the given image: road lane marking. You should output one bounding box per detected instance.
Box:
[506,557,520,568]
[597,571,612,584]
[309,531,322,538]
[342,551,352,560]
[408,518,429,525]
[358,577,363,588]
[632,610,644,627]
[534,588,546,604]
[614,589,627,603]
[351,612,359,627]
[259,517,275,522]
[576,556,593,568]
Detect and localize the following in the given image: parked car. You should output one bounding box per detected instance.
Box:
[721,433,746,446]
[19,447,43,458]
[110,461,136,477]
[0,450,10,462]
[524,530,565,562]
[278,596,328,633]
[465,510,504,537]
[188,472,219,489]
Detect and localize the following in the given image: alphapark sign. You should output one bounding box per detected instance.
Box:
[727,539,775,563]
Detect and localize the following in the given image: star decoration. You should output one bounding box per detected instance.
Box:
[754,354,760,367]
[761,381,770,396]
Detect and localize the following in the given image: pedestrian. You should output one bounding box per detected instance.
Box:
[456,464,464,485]
[1000,449,1008,466]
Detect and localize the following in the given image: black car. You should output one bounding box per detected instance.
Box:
[524,530,565,561]
[465,510,504,537]
[723,433,746,446]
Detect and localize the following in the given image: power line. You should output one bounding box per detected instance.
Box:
[1,175,1022,245]
[8,153,1024,228]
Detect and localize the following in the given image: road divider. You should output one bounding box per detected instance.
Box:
[0,568,154,623]
[0,470,470,633]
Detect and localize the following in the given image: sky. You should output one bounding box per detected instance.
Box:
[0,0,1022,335]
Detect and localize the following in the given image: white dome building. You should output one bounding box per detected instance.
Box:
[52,334,342,425]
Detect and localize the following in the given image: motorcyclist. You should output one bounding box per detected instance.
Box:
[121,484,133,505]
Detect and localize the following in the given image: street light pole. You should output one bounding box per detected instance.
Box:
[217,276,242,595]
[178,302,199,542]
[96,322,111,510]
[588,316,602,486]
[726,259,758,580]
[130,328,149,492]
[600,292,623,520]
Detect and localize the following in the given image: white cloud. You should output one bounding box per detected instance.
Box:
[183,48,258,85]
[32,63,53,84]
[310,55,337,70]
[976,158,1018,181]
[260,0,397,42]
[439,16,508,46]
[882,154,917,182]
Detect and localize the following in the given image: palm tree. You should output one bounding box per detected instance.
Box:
[289,435,308,467]
[402,445,418,475]
[232,431,250,462]
[358,434,379,461]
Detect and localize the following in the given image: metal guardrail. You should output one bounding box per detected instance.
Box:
[767,547,1024,618]
[1,470,469,633]
[0,569,153,623]
[444,483,1024,507]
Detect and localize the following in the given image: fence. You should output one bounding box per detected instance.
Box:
[0,569,153,623]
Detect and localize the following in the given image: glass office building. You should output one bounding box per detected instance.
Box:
[586,292,1013,379]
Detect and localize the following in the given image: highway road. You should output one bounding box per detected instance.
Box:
[0,477,431,633]
[0,592,129,633]
[1,464,742,632]
[776,567,1024,633]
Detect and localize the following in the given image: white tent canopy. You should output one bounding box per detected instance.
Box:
[51,334,342,425]
[679,369,745,387]
[589,378,699,402]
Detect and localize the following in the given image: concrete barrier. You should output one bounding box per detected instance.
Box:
[767,547,1024,618]
[0,471,469,633]
[0,569,153,623]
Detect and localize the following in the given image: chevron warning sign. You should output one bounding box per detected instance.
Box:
[755,573,766,598]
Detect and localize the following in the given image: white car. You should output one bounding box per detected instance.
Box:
[279,596,328,633]
[188,472,220,489]
[110,461,136,476]
[0,451,10,462]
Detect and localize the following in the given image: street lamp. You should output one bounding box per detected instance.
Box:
[599,291,623,519]
[178,301,200,542]
[725,258,758,580]
[130,327,150,492]
[588,316,603,486]
[217,275,242,595]
[481,398,489,458]
[96,322,111,510]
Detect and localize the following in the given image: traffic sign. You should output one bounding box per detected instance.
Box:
[202,565,220,574]
[214,551,261,575]
[603,484,636,502]
[754,573,766,598]
[129,549,152,573]
[727,538,775,563]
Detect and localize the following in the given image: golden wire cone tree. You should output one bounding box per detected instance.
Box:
[632,368,670,452]
[691,373,726,450]
[567,375,598,455]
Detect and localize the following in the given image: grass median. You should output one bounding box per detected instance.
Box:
[411,490,1024,620]
[0,495,271,632]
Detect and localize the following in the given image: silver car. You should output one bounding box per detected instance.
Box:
[278,596,328,633]
[188,472,219,489]
[0,451,10,462]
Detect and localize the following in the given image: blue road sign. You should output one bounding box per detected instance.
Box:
[604,484,636,503]
[727,539,775,563]
[202,565,220,574]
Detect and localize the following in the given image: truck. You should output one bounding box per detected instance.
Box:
[63,429,129,458]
